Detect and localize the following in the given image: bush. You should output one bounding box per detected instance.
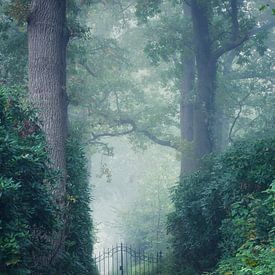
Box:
[0,87,57,274]
[168,138,275,274]
[61,134,96,274]
[214,182,275,275]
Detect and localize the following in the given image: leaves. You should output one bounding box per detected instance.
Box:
[0,86,57,274]
[169,138,275,273]
[63,134,95,274]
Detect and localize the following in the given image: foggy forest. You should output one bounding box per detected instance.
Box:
[0,0,274,274]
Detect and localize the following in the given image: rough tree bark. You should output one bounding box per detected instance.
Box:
[28,0,68,201]
[180,55,196,175]
[27,0,68,268]
[190,0,216,168]
[179,3,196,176]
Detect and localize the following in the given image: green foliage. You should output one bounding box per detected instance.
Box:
[61,134,96,274]
[6,0,30,24]
[168,169,223,274]
[67,3,179,154]
[144,13,191,66]
[168,138,275,274]
[0,87,96,274]
[214,183,275,275]
[0,86,57,274]
[0,5,27,86]
[135,0,162,23]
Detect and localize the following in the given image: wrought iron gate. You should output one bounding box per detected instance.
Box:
[94,243,162,275]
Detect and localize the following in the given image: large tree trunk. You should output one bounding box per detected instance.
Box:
[214,51,236,151]
[191,0,216,168]
[28,0,68,269]
[179,3,196,176]
[28,0,68,201]
[214,109,230,151]
[180,55,195,175]
[193,60,216,165]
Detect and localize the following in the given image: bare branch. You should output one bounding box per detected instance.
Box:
[79,62,97,77]
[91,141,113,156]
[119,118,179,150]
[213,35,248,60]
[137,128,178,150]
[89,45,110,54]
[90,116,179,150]
[91,126,136,141]
[228,93,251,143]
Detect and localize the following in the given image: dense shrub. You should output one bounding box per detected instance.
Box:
[0,87,96,274]
[214,182,274,275]
[168,138,275,274]
[0,87,57,274]
[61,134,96,274]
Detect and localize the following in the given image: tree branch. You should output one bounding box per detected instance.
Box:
[91,126,136,141]
[90,116,179,150]
[79,62,97,77]
[229,71,275,80]
[230,0,239,40]
[119,118,179,150]
[137,128,178,149]
[213,19,275,60]
[228,92,251,143]
[213,35,248,60]
[90,141,113,156]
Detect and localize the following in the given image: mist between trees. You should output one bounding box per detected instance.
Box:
[0,0,274,274]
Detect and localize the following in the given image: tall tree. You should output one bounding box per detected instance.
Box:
[136,0,275,172]
[190,0,275,167]
[179,3,196,174]
[28,0,68,202]
[190,0,215,166]
[27,0,68,267]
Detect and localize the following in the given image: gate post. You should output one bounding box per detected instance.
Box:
[159,251,162,275]
[156,252,159,274]
[120,243,124,275]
